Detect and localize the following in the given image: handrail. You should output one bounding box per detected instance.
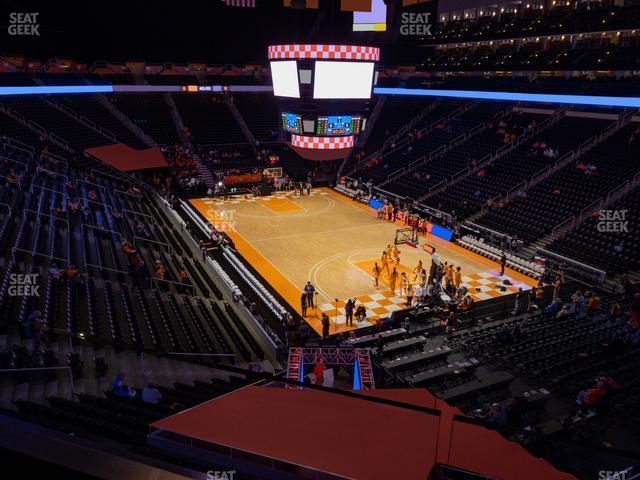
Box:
[76,179,106,191]
[150,276,196,296]
[133,235,170,253]
[30,184,65,196]
[12,247,70,266]
[84,263,128,275]
[82,223,123,240]
[122,208,154,220]
[538,247,606,286]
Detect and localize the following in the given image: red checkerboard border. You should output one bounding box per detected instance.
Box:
[268,44,380,61]
[291,134,354,150]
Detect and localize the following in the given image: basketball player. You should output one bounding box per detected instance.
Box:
[381,251,390,275]
[413,259,423,283]
[420,268,427,287]
[400,272,408,295]
[393,245,401,266]
[454,266,462,289]
[389,267,398,295]
[372,262,381,288]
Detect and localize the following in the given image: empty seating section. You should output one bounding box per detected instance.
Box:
[427,116,612,217]
[3,375,252,446]
[173,93,245,145]
[1,97,111,150]
[354,99,473,182]
[547,188,640,275]
[385,102,517,197]
[477,124,640,244]
[55,95,147,149]
[108,94,179,145]
[233,94,279,143]
[0,141,266,364]
[0,112,67,156]
[365,96,432,153]
[454,294,638,395]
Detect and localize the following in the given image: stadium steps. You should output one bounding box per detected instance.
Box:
[93,92,157,147]
[379,101,505,189]
[0,104,74,153]
[514,120,636,256]
[345,98,442,177]
[223,92,256,146]
[417,106,567,203]
[164,92,193,149]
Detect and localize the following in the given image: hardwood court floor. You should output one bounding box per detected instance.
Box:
[190,188,537,336]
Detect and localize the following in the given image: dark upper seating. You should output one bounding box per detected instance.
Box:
[427,116,612,218]
[433,5,640,44]
[384,102,523,197]
[0,96,112,150]
[353,99,473,182]
[55,95,147,149]
[232,93,279,143]
[173,93,246,146]
[108,94,179,146]
[477,123,639,244]
[546,187,640,275]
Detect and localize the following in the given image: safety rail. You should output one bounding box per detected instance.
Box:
[347,100,445,176]
[550,173,640,241]
[537,247,606,286]
[11,247,70,266]
[419,106,563,203]
[150,277,196,296]
[133,235,171,254]
[44,96,118,143]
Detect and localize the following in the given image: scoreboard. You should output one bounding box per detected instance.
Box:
[315,116,366,136]
[270,44,379,160]
[281,112,303,134]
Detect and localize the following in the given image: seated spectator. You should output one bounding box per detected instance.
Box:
[141,381,162,404]
[111,373,136,398]
[154,260,166,281]
[66,264,81,288]
[48,262,64,281]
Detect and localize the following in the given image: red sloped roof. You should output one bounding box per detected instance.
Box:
[151,386,576,480]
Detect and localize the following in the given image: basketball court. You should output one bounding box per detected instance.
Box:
[190,188,537,335]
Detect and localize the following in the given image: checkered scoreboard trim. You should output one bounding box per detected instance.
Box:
[291,134,354,150]
[268,44,380,61]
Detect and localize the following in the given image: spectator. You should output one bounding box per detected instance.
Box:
[587,295,601,317]
[321,313,330,338]
[112,373,135,398]
[142,381,162,404]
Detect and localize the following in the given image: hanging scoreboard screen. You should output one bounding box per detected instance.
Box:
[316,115,364,136]
[281,112,303,134]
